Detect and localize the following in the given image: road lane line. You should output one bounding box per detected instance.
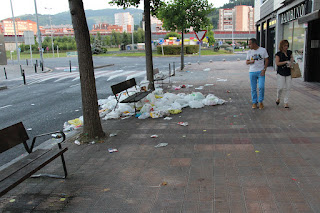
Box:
[0,105,12,110]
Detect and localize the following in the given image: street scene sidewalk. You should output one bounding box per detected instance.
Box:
[1,60,320,212]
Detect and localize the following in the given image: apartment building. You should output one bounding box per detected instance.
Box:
[114,12,133,33]
[218,5,255,32]
[1,18,37,35]
[40,24,74,36]
[91,23,123,34]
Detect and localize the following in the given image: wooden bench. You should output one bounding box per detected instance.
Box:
[111,78,151,114]
[153,67,172,88]
[0,122,68,197]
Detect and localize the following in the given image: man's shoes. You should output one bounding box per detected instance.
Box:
[276,99,280,105]
[259,102,264,110]
[252,103,257,109]
[284,103,289,108]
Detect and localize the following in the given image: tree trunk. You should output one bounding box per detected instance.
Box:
[68,0,105,138]
[144,0,155,90]
[181,30,185,70]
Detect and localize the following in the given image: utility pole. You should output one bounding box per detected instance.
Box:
[34,0,44,65]
[9,0,20,64]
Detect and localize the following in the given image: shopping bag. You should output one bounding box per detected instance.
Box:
[291,63,301,78]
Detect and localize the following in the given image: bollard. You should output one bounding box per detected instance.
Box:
[20,65,23,76]
[4,67,7,79]
[22,69,26,85]
[69,60,72,72]
[41,61,44,72]
[36,60,38,67]
[173,62,175,76]
[26,59,28,66]
[34,63,37,73]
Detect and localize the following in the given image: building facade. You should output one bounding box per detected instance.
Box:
[219,6,255,32]
[114,12,133,33]
[1,18,37,35]
[40,24,74,37]
[255,0,320,82]
[91,23,123,34]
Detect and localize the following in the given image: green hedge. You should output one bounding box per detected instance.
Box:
[186,45,199,54]
[156,45,199,55]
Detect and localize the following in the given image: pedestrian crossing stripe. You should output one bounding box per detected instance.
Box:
[9,70,146,85]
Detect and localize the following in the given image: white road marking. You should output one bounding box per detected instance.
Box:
[0,105,12,110]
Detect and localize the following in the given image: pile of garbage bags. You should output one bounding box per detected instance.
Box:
[63,86,225,131]
[99,88,225,120]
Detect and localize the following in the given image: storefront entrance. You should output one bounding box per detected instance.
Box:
[305,19,320,82]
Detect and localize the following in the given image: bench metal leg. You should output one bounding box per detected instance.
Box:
[31,154,67,179]
[32,144,68,179]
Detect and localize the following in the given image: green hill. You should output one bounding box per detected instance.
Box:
[14,8,143,30]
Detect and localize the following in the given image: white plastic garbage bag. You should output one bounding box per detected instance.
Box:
[189,100,204,108]
[140,103,153,113]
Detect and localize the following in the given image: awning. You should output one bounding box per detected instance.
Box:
[298,10,320,24]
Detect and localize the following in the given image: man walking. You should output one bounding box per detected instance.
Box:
[246,38,269,109]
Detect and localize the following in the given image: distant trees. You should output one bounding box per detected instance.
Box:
[164,32,181,39]
[19,29,146,53]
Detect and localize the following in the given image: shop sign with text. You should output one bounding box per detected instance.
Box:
[280,3,305,24]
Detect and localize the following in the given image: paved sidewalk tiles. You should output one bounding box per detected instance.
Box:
[1,61,320,212]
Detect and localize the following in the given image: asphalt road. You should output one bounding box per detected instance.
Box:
[0,53,246,166]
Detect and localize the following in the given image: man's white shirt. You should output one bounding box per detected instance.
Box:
[246,47,269,72]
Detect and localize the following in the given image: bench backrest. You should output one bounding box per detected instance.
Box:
[111,78,137,95]
[153,68,159,75]
[0,122,29,154]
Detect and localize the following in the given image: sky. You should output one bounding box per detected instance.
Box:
[0,0,229,21]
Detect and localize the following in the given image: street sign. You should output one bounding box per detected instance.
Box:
[194,30,207,41]
[159,38,164,45]
[0,33,7,65]
[24,31,35,45]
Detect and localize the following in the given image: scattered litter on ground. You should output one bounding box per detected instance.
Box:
[188,62,192,65]
[90,141,95,144]
[27,128,32,131]
[164,117,172,120]
[103,188,110,192]
[195,86,204,90]
[74,140,80,145]
[9,199,15,203]
[178,122,188,126]
[161,181,168,186]
[203,130,207,132]
[182,134,186,137]
[155,143,168,148]
[51,133,62,139]
[60,198,66,202]
[204,84,214,86]
[31,104,35,106]
[108,148,118,153]
[226,90,231,93]
[75,109,79,112]
[151,135,159,138]
[291,178,297,181]
[217,78,228,82]
[109,133,117,137]
[203,68,211,72]
[255,150,260,153]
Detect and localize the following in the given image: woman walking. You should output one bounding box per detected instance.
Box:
[275,40,294,108]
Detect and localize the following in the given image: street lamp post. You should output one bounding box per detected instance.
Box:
[34,0,44,66]
[9,0,20,64]
[232,9,235,53]
[45,7,54,57]
[132,17,134,50]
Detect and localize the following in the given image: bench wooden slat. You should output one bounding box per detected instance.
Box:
[0,147,68,197]
[0,149,50,182]
[0,122,29,153]
[111,78,136,95]
[121,91,151,103]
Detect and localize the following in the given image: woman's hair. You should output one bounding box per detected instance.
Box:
[279,40,289,51]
